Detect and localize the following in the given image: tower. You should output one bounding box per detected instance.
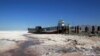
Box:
[57,20,64,33]
[58,20,65,27]
[57,20,67,33]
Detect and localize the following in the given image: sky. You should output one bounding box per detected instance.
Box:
[0,0,100,30]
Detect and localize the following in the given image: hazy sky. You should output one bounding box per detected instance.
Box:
[0,0,100,30]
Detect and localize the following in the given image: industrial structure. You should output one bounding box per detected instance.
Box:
[28,20,100,35]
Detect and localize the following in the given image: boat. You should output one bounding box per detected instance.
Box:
[28,20,69,34]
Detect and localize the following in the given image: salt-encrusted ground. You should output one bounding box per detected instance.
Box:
[0,31,100,56]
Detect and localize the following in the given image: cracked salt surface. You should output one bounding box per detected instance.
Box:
[0,40,18,53]
[0,31,100,56]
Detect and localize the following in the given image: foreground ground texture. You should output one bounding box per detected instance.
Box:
[0,31,100,56]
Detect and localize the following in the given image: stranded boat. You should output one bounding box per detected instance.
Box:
[28,20,69,34]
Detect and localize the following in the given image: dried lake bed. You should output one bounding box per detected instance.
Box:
[0,31,100,56]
